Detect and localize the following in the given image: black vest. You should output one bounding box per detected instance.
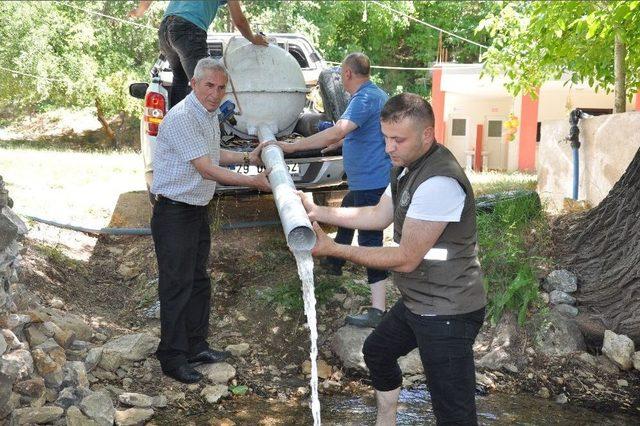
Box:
[391,143,486,315]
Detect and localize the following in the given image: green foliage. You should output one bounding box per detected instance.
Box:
[229,385,249,396]
[477,193,546,325]
[0,1,159,117]
[261,275,343,312]
[479,1,640,99]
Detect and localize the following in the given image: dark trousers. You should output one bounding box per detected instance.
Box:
[328,187,389,284]
[158,15,208,108]
[151,200,212,372]
[363,300,485,425]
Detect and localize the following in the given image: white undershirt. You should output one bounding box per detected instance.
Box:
[383,174,466,222]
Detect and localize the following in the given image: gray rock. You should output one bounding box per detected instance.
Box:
[1,328,25,351]
[25,324,49,347]
[633,351,640,371]
[10,406,64,425]
[1,349,34,381]
[3,313,30,335]
[544,270,578,293]
[14,377,46,398]
[118,392,166,408]
[535,312,585,356]
[143,301,160,319]
[32,308,93,341]
[99,333,159,371]
[32,339,66,388]
[55,386,92,410]
[225,343,250,357]
[0,331,6,355]
[66,405,99,426]
[555,393,568,404]
[397,349,423,375]
[575,352,597,368]
[80,391,115,426]
[554,304,578,317]
[602,330,635,370]
[331,325,370,371]
[596,355,620,375]
[477,347,510,370]
[201,385,229,404]
[549,290,576,306]
[114,408,154,426]
[617,379,629,387]
[0,206,26,252]
[62,361,89,388]
[85,347,102,373]
[195,362,236,383]
[0,372,12,418]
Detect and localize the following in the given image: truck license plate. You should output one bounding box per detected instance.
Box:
[234,163,301,179]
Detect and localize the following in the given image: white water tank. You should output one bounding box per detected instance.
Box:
[222,37,308,140]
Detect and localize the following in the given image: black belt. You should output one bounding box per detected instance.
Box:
[155,194,193,207]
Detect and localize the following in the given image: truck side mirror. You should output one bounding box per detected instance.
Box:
[129,83,149,99]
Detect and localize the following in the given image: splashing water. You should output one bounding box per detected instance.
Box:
[293,249,321,425]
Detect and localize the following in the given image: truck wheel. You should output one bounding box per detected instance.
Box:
[318,67,349,123]
[294,112,329,137]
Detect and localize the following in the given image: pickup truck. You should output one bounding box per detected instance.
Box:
[129,33,349,202]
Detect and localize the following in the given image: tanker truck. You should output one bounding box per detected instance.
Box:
[129,33,349,204]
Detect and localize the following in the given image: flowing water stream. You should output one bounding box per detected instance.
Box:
[293,249,322,425]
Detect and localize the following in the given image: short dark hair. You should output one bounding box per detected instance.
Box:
[342,52,370,76]
[380,93,435,127]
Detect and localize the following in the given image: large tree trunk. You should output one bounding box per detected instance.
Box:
[614,33,626,114]
[554,148,640,345]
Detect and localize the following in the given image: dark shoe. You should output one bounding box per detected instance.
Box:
[188,349,230,365]
[345,307,385,328]
[163,364,203,384]
[319,258,342,276]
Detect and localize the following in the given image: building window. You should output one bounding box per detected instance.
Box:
[487,120,503,137]
[451,118,466,136]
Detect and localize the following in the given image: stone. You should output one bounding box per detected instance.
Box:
[538,387,550,399]
[14,377,45,398]
[10,406,64,424]
[201,385,229,404]
[31,308,93,341]
[549,290,576,306]
[1,313,31,335]
[67,405,99,426]
[0,372,13,418]
[49,298,65,310]
[143,301,160,320]
[596,355,620,375]
[301,359,332,379]
[535,311,585,357]
[397,349,423,375]
[32,340,66,388]
[477,347,510,370]
[475,372,496,390]
[85,347,102,372]
[602,330,635,370]
[117,264,138,280]
[55,386,92,410]
[0,206,24,252]
[555,393,568,404]
[114,407,154,426]
[544,270,578,293]
[633,351,640,371]
[25,324,49,347]
[195,362,236,383]
[99,333,159,371]
[118,392,166,408]
[62,361,89,388]
[617,379,629,387]
[1,349,34,381]
[576,352,597,368]
[2,328,25,350]
[225,343,250,357]
[80,391,115,426]
[330,325,370,371]
[554,304,578,317]
[0,331,6,355]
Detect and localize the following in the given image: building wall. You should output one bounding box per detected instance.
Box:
[443,93,513,169]
[538,88,634,122]
[537,111,640,211]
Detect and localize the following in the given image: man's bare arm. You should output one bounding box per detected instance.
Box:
[128,1,152,18]
[191,156,270,192]
[312,218,447,273]
[278,119,357,153]
[227,1,268,46]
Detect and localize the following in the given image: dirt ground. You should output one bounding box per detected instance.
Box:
[16,192,640,424]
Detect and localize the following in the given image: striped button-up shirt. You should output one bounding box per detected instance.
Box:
[151,92,221,206]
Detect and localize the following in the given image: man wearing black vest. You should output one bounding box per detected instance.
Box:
[299,93,486,425]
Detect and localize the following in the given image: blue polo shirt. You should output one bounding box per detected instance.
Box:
[164,0,228,31]
[341,81,391,190]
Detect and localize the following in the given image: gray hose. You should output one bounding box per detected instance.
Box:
[22,214,280,236]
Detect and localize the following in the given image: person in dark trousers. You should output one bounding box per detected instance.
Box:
[273,53,392,328]
[298,93,487,425]
[129,0,267,108]
[150,58,270,383]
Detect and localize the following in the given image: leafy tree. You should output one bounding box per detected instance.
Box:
[479,1,640,112]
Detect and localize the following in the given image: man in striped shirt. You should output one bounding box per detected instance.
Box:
[151,57,270,383]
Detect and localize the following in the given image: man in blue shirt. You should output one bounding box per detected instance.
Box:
[276,53,392,328]
[129,0,267,108]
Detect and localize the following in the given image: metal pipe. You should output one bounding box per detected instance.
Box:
[260,143,316,251]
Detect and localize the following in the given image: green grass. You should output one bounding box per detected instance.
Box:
[260,274,345,312]
[477,192,548,325]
